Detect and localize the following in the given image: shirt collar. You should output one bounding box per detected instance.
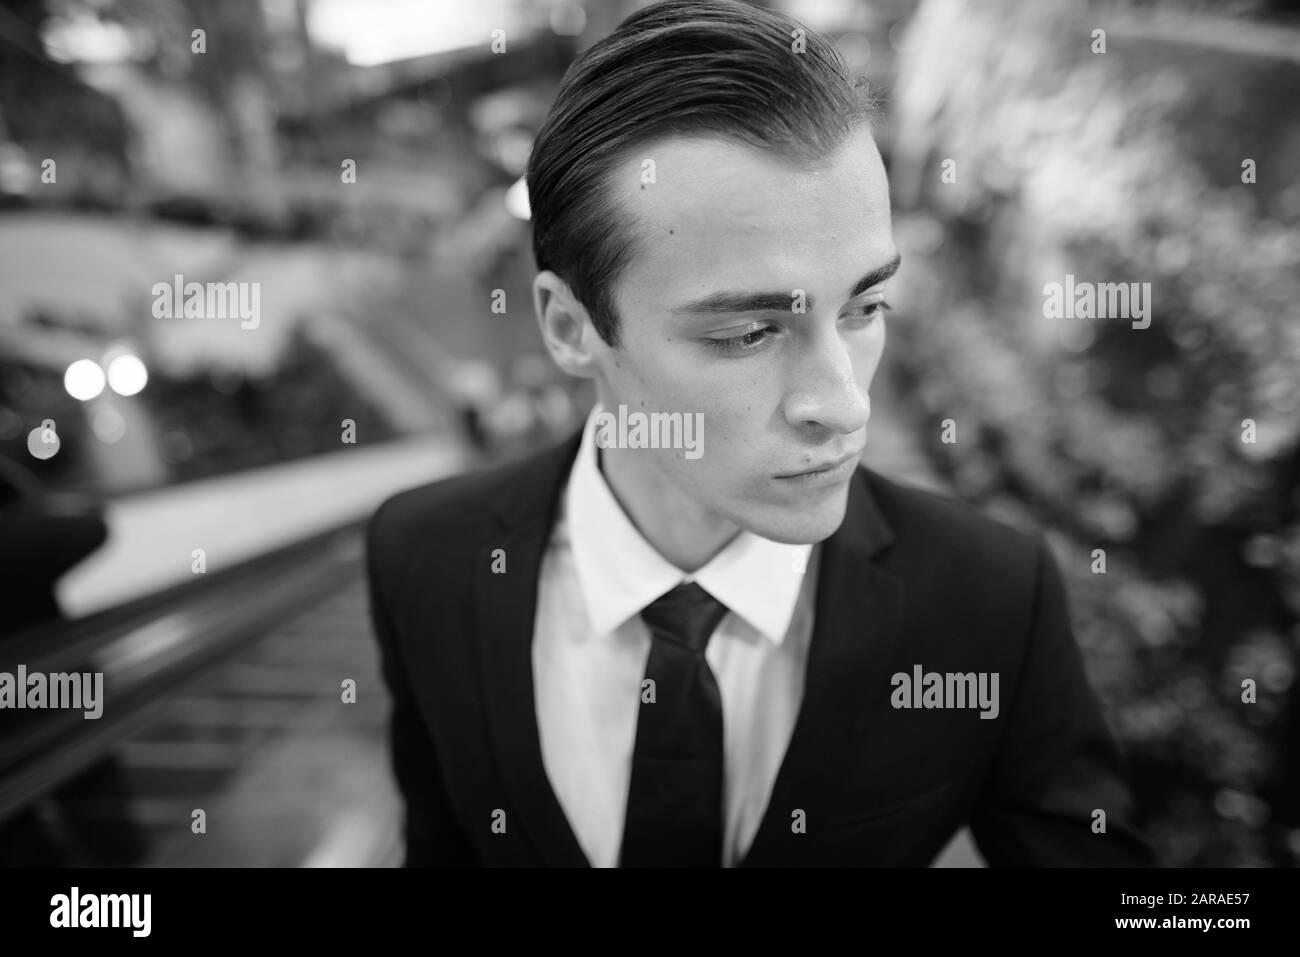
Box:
[563,404,812,644]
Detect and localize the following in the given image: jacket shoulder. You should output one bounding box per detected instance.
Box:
[858,469,1066,692]
[368,455,514,544]
[365,439,569,600]
[859,468,1047,587]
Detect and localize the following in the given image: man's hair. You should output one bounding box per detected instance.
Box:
[526,0,878,348]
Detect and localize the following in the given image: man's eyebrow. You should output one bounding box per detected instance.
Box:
[846,252,903,300]
[669,252,903,316]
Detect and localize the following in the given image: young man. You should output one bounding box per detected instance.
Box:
[366,0,1152,867]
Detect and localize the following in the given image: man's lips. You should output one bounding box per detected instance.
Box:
[774,451,861,479]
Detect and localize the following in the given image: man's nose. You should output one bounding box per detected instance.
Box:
[781,332,872,435]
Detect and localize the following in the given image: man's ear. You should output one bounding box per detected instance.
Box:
[533,270,603,379]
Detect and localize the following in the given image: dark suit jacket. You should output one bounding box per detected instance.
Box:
[366,428,1153,867]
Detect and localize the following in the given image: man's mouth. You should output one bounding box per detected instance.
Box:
[774,452,860,481]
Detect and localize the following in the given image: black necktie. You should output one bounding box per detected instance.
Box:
[619,581,730,867]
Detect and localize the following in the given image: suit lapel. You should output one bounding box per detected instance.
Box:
[739,468,904,866]
[475,430,591,866]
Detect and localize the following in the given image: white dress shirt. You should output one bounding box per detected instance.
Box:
[532,405,820,867]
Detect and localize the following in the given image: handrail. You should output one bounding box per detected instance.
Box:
[0,518,369,823]
[0,517,366,674]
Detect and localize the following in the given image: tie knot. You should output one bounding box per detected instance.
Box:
[640,581,729,654]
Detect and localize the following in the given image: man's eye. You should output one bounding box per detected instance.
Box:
[846,299,892,324]
[704,325,776,357]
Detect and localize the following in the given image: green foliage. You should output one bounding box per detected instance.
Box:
[891,0,1300,865]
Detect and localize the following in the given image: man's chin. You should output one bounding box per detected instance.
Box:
[735,486,853,545]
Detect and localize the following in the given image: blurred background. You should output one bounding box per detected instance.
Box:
[0,0,1297,867]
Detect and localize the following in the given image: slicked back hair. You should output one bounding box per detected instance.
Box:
[526,0,878,348]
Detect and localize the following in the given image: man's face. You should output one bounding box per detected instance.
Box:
[586,124,896,545]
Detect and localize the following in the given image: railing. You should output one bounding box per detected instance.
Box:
[0,519,367,824]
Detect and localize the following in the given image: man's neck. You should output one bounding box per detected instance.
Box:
[596,445,740,573]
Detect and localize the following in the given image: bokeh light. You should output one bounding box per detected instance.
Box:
[64,359,106,401]
[107,353,148,397]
